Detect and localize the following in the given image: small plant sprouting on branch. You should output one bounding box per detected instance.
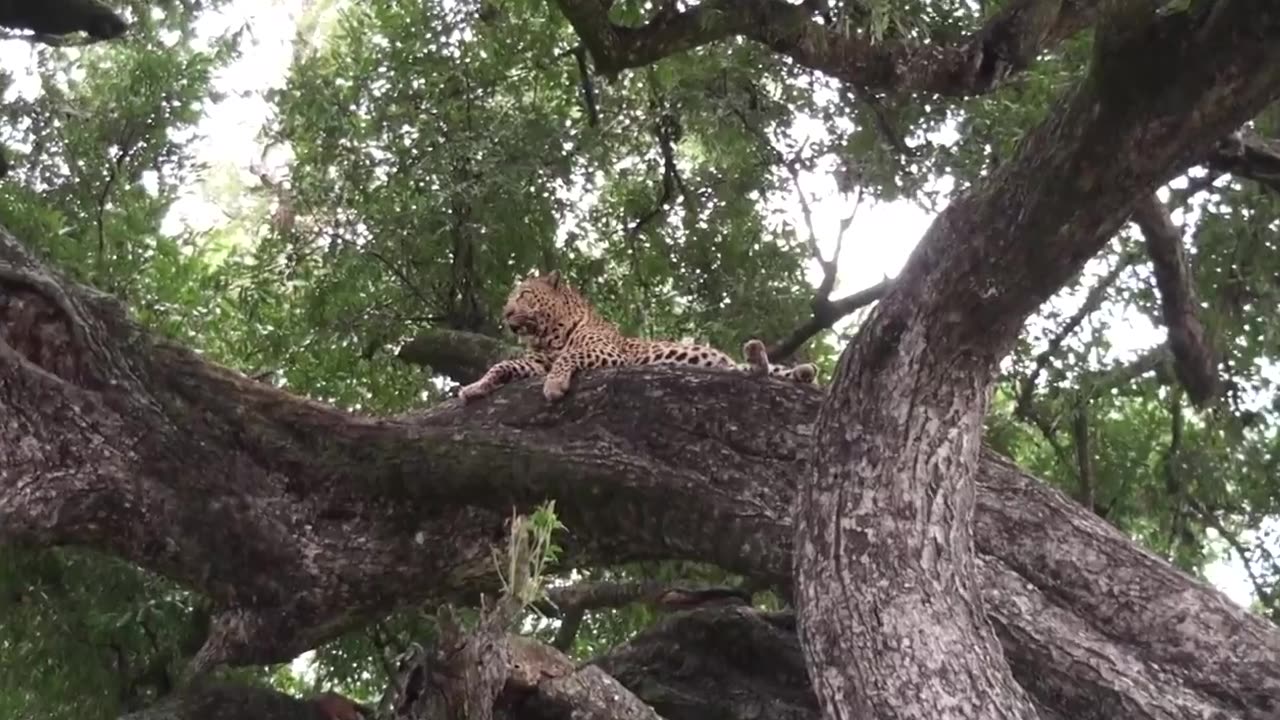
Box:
[492,501,568,613]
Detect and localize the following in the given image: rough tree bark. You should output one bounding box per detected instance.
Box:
[794,3,1280,719]
[2,224,1279,718]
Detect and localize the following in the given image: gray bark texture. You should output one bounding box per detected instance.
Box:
[793,2,1280,719]
[2,220,1279,718]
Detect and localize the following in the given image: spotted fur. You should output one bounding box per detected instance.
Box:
[459,271,818,403]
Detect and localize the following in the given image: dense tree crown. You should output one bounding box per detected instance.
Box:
[0,0,1277,718]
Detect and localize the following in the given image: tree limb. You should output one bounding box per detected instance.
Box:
[553,0,1102,96]
[3,223,1279,718]
[550,608,585,653]
[375,624,665,720]
[765,279,889,362]
[595,596,1263,720]
[396,326,519,385]
[1070,403,1094,510]
[0,0,128,41]
[1132,193,1221,407]
[118,683,370,720]
[504,635,667,720]
[1194,505,1280,624]
[541,579,752,652]
[538,580,751,620]
[763,163,882,362]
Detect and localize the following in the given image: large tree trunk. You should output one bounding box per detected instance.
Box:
[2,223,1278,718]
[796,3,1280,719]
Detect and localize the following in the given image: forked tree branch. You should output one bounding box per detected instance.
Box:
[764,163,879,363]
[795,2,1280,717]
[765,279,889,362]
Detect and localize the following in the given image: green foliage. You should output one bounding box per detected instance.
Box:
[254,0,819,389]
[0,548,207,719]
[496,501,569,609]
[0,5,256,718]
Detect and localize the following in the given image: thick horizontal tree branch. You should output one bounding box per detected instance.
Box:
[539,580,750,617]
[124,593,1280,720]
[396,326,519,385]
[553,0,1101,96]
[594,606,819,720]
[1132,193,1221,407]
[2,224,1278,718]
[598,591,1261,720]
[542,580,669,615]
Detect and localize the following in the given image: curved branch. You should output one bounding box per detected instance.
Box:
[765,279,890,362]
[553,0,1102,96]
[1015,246,1140,418]
[1132,193,1221,407]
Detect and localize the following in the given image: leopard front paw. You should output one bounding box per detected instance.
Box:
[458,381,489,403]
[792,364,818,384]
[543,375,570,402]
[742,339,770,375]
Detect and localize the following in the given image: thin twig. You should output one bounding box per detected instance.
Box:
[1016,248,1140,419]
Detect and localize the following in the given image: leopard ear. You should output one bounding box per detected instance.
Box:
[543,270,561,288]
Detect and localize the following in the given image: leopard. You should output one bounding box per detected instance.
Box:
[458,270,818,404]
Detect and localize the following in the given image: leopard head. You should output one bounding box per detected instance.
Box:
[501,271,584,350]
